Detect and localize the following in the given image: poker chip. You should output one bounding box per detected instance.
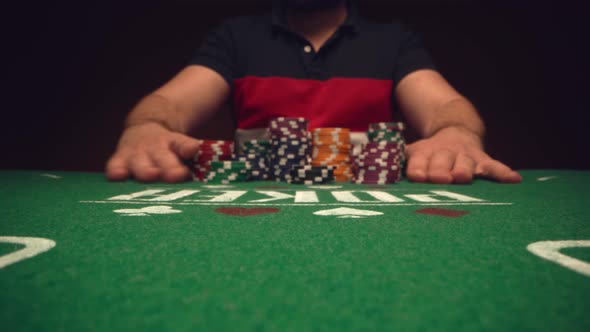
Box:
[204,160,250,183]
[367,122,406,144]
[352,122,406,184]
[234,139,272,181]
[368,122,406,131]
[268,117,312,182]
[310,127,352,182]
[191,120,406,186]
[192,140,234,181]
[287,165,336,184]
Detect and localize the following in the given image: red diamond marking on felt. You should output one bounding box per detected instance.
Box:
[415,207,469,218]
[215,207,280,217]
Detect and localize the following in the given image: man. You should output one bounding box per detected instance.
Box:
[106,0,522,184]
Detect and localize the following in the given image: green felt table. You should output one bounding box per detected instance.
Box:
[1,169,589,331]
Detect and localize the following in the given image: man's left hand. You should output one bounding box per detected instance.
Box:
[405,126,522,184]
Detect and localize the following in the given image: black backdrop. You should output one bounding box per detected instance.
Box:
[3,0,589,172]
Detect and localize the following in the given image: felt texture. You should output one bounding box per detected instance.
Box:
[0,170,589,331]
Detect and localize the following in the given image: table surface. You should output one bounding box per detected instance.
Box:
[1,169,589,331]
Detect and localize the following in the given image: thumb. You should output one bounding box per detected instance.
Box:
[169,133,202,160]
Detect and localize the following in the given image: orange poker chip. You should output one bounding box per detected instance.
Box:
[333,167,352,175]
[334,174,352,182]
[313,131,350,136]
[312,128,351,143]
[311,156,351,164]
[312,142,352,148]
[312,151,351,159]
[312,145,352,151]
[313,135,350,141]
[310,127,353,182]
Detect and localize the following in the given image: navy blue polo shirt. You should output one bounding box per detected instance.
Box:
[191,1,436,132]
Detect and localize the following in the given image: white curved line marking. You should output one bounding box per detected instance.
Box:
[537,176,557,181]
[40,173,62,179]
[527,240,590,277]
[202,185,235,189]
[307,185,343,189]
[0,236,56,269]
[314,207,383,218]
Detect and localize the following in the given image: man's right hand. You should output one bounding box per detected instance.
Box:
[105,123,201,182]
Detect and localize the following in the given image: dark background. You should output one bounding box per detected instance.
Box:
[3,0,588,172]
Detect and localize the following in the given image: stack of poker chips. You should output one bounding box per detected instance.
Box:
[367,122,406,143]
[192,140,234,181]
[287,165,336,185]
[232,139,272,181]
[352,122,406,184]
[310,128,353,182]
[268,117,312,182]
[205,161,249,184]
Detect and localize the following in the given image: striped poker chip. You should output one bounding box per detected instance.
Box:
[291,166,334,178]
[351,122,407,184]
[204,159,251,183]
[368,122,406,131]
[192,140,235,181]
[268,116,311,182]
[292,165,337,171]
[354,175,401,182]
[353,158,402,168]
[232,153,263,159]
[268,117,312,184]
[241,139,271,149]
[355,173,401,179]
[355,165,400,172]
[363,141,403,148]
[287,165,335,184]
[311,158,351,165]
[310,127,352,182]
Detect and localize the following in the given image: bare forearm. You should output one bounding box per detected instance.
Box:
[125,66,231,135]
[125,93,189,133]
[425,98,485,140]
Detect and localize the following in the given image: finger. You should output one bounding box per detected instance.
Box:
[475,159,523,183]
[150,149,192,183]
[405,148,429,182]
[128,152,161,182]
[105,153,130,181]
[450,153,477,184]
[170,134,202,160]
[427,149,455,184]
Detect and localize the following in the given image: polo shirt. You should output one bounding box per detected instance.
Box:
[191,1,436,132]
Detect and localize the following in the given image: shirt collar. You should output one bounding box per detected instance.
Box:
[272,0,359,34]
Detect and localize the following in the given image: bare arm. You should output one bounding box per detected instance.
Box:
[395,69,484,139]
[395,69,521,184]
[126,65,230,133]
[106,65,231,182]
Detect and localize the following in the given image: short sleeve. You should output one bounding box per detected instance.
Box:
[392,24,437,86]
[190,20,236,87]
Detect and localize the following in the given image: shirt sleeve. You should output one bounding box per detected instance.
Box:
[392,24,437,86]
[190,20,236,87]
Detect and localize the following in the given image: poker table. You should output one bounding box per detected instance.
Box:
[1,169,589,331]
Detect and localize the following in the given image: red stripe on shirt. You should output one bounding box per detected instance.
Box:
[233,76,395,131]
